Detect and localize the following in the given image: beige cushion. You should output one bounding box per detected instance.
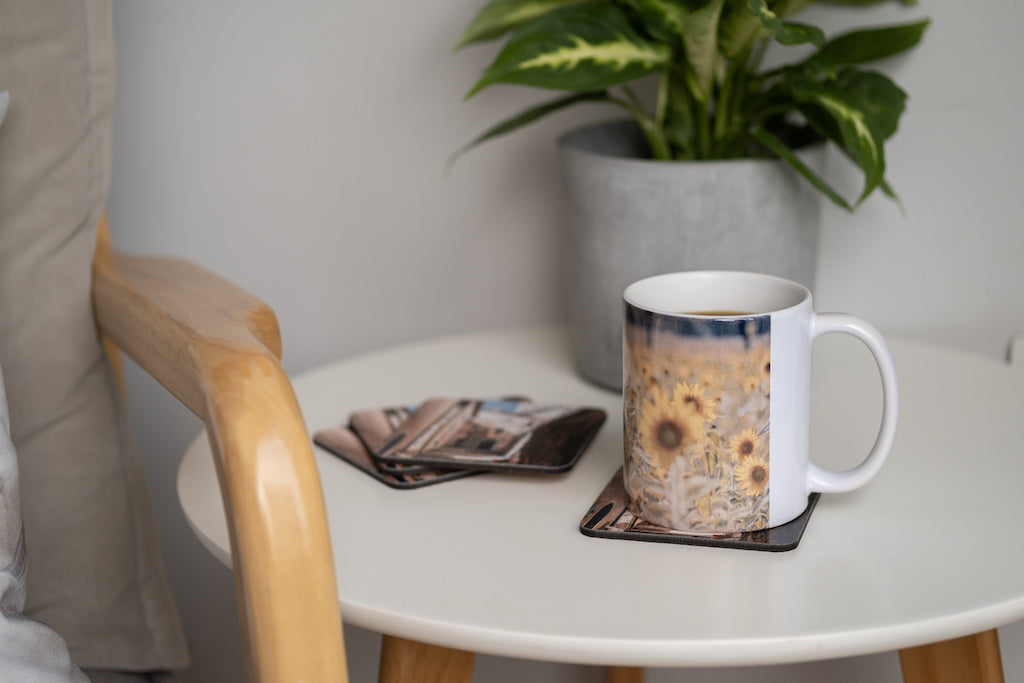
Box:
[0,1,188,671]
[2,351,90,682]
[1,89,87,683]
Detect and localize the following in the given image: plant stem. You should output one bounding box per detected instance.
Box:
[655,69,670,132]
[694,95,711,158]
[622,84,640,108]
[643,120,672,160]
[611,90,671,160]
[727,48,758,157]
[714,60,735,152]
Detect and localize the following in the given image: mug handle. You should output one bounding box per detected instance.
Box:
[806,313,899,494]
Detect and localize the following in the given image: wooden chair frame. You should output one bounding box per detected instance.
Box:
[93,218,347,681]
[90,216,1005,682]
[93,217,475,682]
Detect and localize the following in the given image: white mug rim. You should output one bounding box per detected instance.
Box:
[623,270,810,318]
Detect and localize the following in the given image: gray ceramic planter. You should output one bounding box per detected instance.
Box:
[559,120,825,390]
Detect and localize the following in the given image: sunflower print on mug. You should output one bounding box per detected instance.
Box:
[624,314,771,533]
[638,383,705,469]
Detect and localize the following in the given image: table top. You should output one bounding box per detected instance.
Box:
[178,324,1024,667]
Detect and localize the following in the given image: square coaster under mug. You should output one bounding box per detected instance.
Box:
[580,467,820,552]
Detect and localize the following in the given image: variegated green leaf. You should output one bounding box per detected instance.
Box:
[790,69,907,141]
[796,94,905,209]
[718,2,766,59]
[456,0,595,48]
[833,69,907,139]
[719,0,800,58]
[789,78,886,202]
[618,0,724,101]
[467,4,671,96]
[619,0,689,44]
[746,0,825,47]
[680,0,726,101]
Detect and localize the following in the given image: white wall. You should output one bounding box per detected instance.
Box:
[108,1,1024,681]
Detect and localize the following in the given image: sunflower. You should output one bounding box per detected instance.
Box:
[639,383,705,468]
[735,456,769,496]
[728,427,761,460]
[672,382,718,423]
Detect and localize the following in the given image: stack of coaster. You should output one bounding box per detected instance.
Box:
[314,397,606,489]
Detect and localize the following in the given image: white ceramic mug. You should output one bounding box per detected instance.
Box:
[622,271,898,533]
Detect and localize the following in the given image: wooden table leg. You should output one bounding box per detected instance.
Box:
[378,634,474,683]
[899,629,1004,683]
[606,666,644,683]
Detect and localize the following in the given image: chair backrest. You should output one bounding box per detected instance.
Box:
[1,3,189,673]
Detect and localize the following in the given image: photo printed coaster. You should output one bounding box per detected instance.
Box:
[348,405,436,475]
[371,397,607,474]
[580,467,819,552]
[314,405,479,489]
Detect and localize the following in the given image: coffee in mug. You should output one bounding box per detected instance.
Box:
[622,271,898,533]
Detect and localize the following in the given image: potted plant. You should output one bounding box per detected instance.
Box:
[454,0,928,389]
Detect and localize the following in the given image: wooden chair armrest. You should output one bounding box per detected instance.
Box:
[92,250,348,683]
